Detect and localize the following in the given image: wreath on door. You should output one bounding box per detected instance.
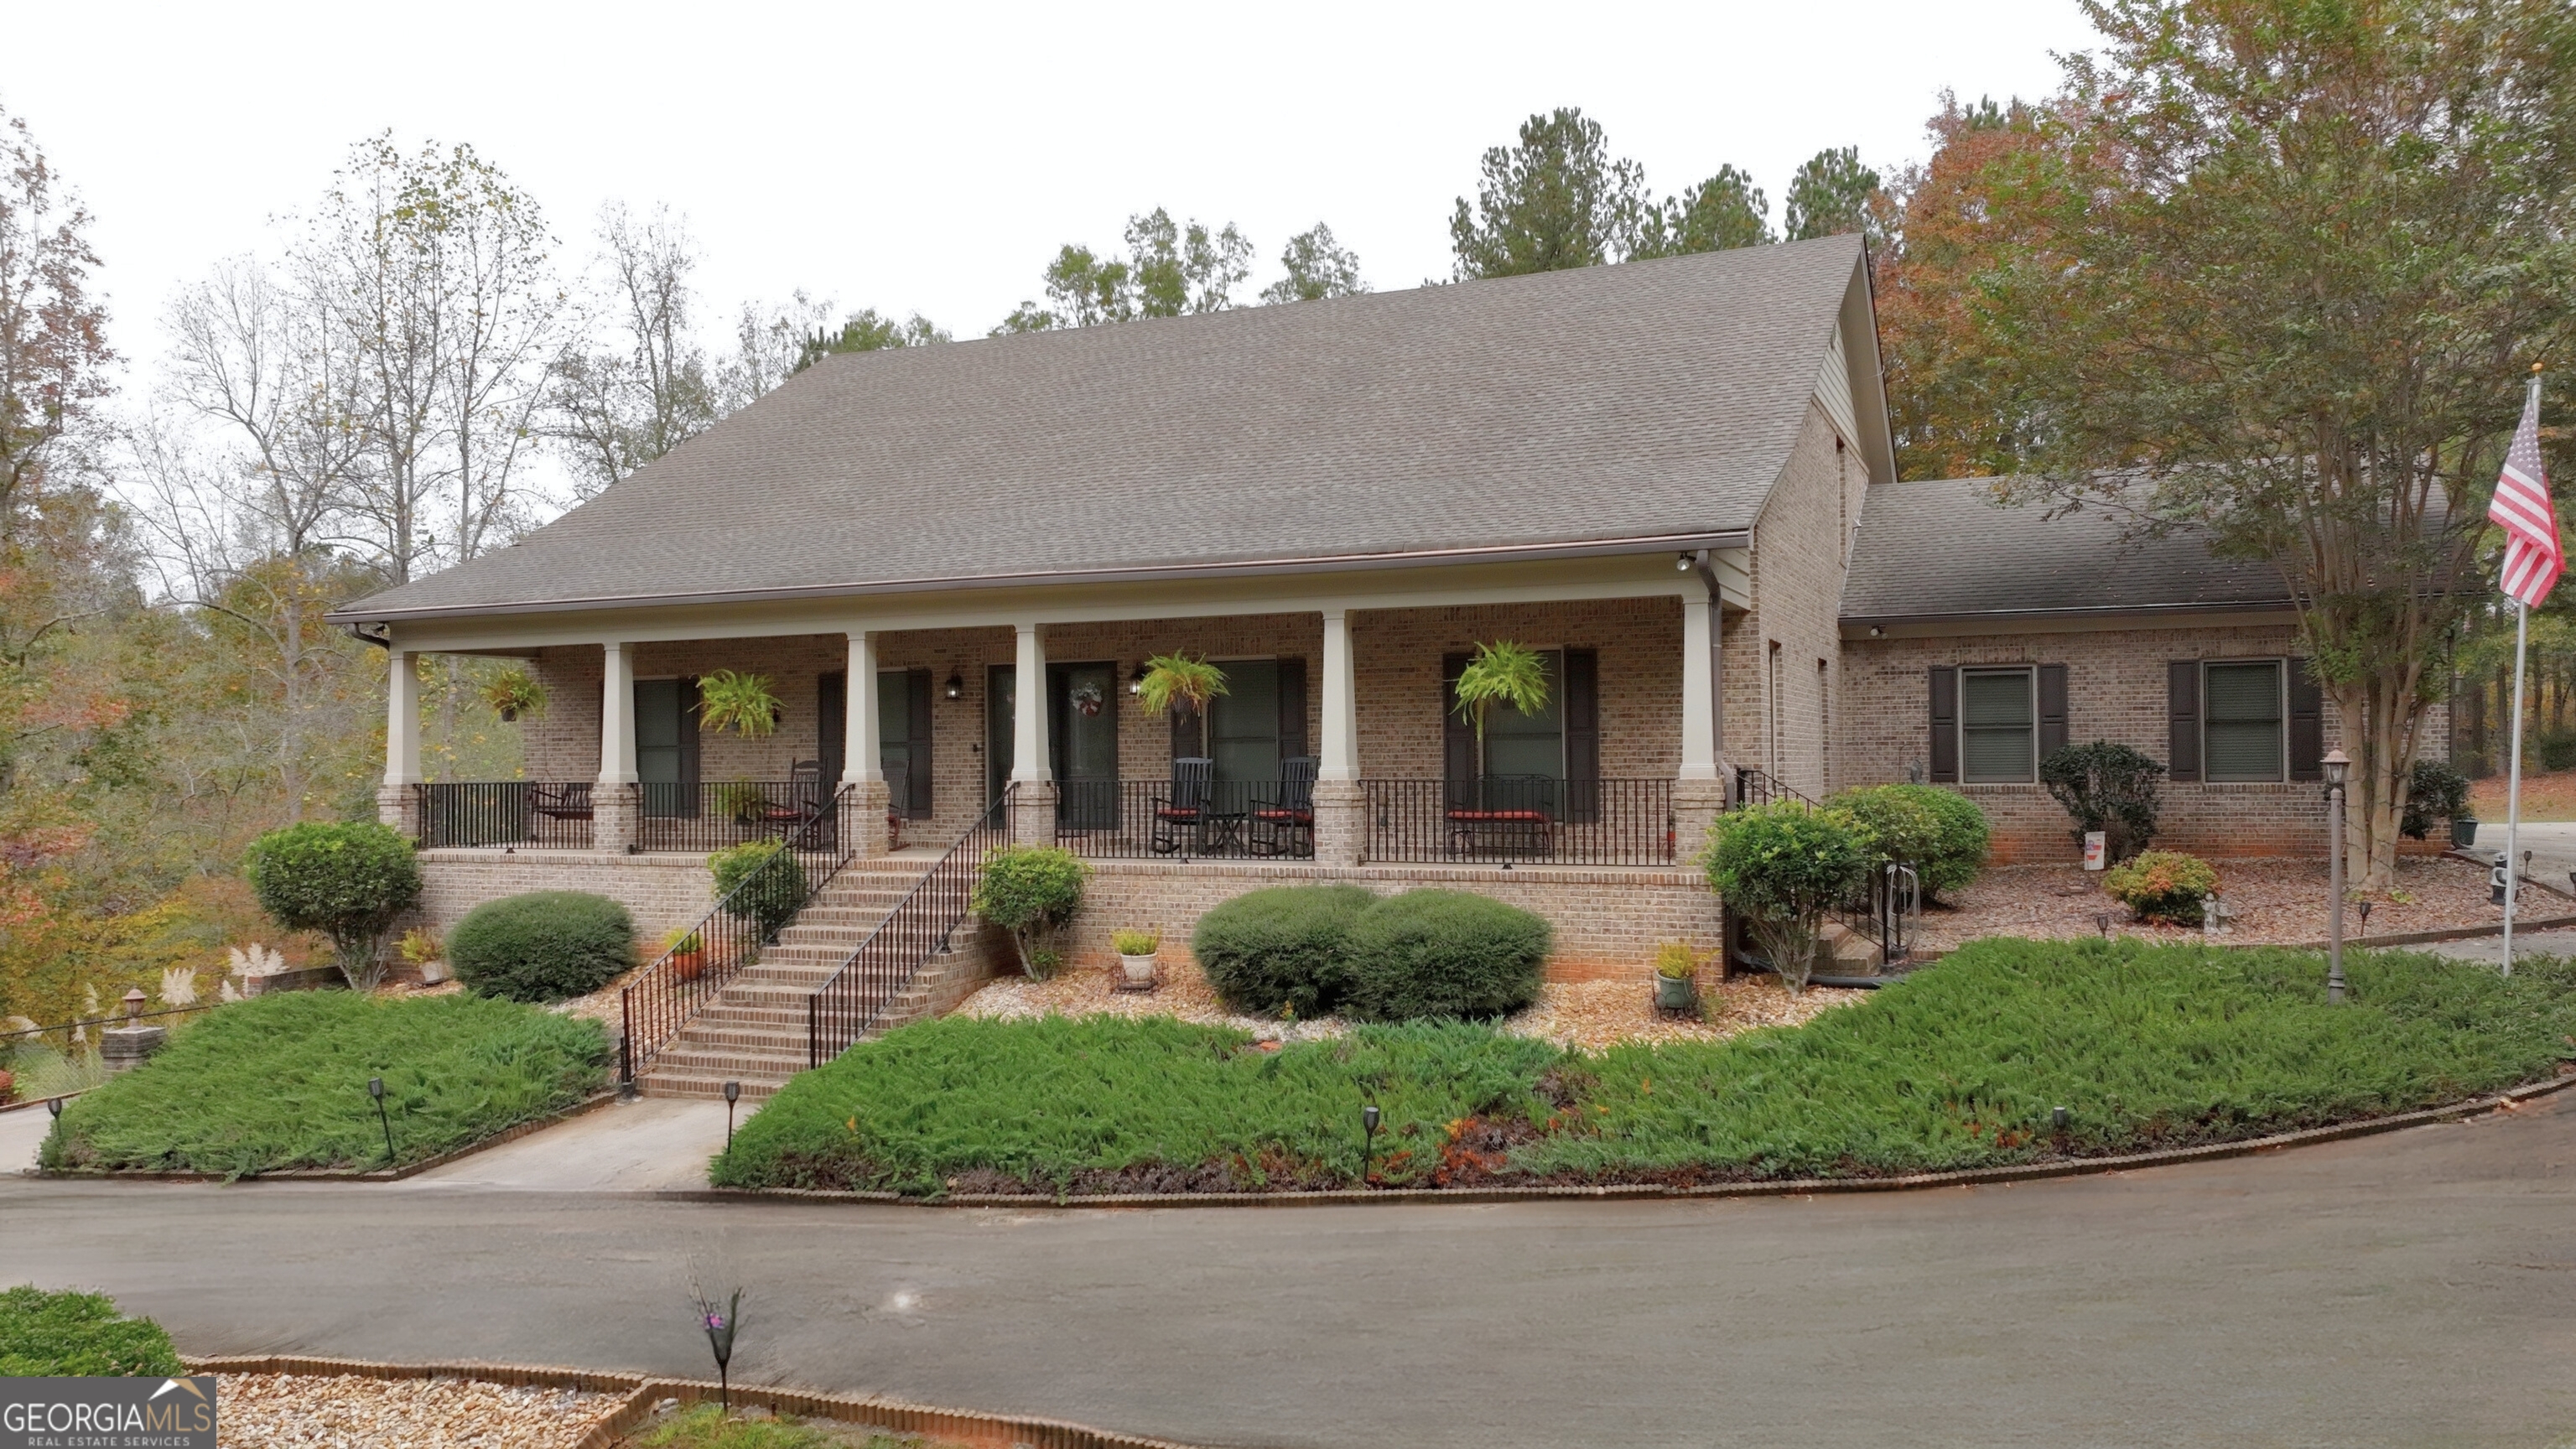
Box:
[1068,681,1107,717]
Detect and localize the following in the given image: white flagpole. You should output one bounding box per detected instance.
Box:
[2505,596,2529,977]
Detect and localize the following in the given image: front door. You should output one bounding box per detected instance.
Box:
[983,662,1119,826]
[1051,662,1119,829]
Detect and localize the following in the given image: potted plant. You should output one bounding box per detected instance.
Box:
[1112,927,1162,989]
[664,927,708,983]
[398,926,449,985]
[698,670,783,737]
[1136,652,1229,751]
[479,667,547,723]
[1652,940,1701,1014]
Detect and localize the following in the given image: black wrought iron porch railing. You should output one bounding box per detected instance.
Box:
[415,782,596,849]
[1053,779,1317,861]
[617,787,859,1088]
[1360,777,1678,867]
[632,779,846,854]
[808,786,1015,1069]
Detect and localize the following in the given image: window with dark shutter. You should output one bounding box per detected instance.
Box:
[1960,667,2037,783]
[1441,652,1476,807]
[2038,663,2069,762]
[1928,667,1958,782]
[2287,659,2324,782]
[2204,660,2286,782]
[2168,661,2202,782]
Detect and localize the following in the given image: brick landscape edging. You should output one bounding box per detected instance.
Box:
[181,1353,1202,1449]
[657,1071,2576,1211]
[34,1092,616,1182]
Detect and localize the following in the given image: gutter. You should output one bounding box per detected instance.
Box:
[323,528,1754,626]
[1841,599,2298,631]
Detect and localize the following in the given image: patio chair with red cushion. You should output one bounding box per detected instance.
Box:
[1151,758,1215,854]
[1250,756,1319,858]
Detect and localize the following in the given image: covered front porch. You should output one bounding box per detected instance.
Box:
[378,554,1752,873]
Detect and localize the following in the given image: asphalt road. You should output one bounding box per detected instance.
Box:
[9,1097,2576,1448]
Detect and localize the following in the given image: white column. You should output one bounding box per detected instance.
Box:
[1320,607,1358,782]
[384,649,422,786]
[598,641,638,784]
[844,631,881,784]
[1011,621,1050,782]
[1680,595,1720,780]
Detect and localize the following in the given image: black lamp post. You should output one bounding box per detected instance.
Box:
[1360,1103,1382,1186]
[724,1080,741,1151]
[368,1076,396,1166]
[2324,748,2350,1005]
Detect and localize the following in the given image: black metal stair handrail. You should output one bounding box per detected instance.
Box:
[618,787,860,1092]
[807,786,1015,1069]
[1720,767,1915,973]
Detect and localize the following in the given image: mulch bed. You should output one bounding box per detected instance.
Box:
[215,1372,625,1447]
[1917,853,2532,953]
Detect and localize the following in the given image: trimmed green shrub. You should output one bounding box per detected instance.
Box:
[1704,803,1875,994]
[1192,885,1378,1018]
[1828,783,1989,901]
[2402,760,2473,839]
[246,820,423,989]
[0,1286,183,1376]
[973,846,1090,979]
[2541,728,2576,772]
[709,840,808,940]
[449,891,636,1002]
[2104,849,2220,926]
[40,989,609,1176]
[2040,740,2165,864]
[1342,890,1550,1021]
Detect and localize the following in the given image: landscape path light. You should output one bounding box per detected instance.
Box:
[2324,748,2350,1005]
[1361,1103,1383,1186]
[368,1075,396,1166]
[724,1080,741,1151]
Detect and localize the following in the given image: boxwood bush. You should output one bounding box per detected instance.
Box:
[1343,890,1550,1021]
[973,846,1091,979]
[246,819,422,989]
[1192,884,1378,1018]
[709,840,807,940]
[449,891,636,1002]
[0,1287,182,1376]
[1827,783,1990,901]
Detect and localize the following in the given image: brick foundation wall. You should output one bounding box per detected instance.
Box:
[1062,860,1724,984]
[412,851,715,944]
[1836,621,2452,860]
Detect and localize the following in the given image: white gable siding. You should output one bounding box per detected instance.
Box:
[1814,320,1857,448]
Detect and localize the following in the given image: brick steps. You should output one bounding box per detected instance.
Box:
[636,859,932,1099]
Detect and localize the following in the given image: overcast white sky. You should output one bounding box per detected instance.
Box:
[12,0,2102,377]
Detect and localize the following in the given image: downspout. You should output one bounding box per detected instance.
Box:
[345,622,392,651]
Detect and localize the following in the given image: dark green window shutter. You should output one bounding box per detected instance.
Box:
[1563,647,1601,822]
[1441,652,1476,805]
[2168,661,2202,782]
[906,668,934,818]
[818,671,846,784]
[1928,667,1958,783]
[1276,656,1309,761]
[2287,659,2324,782]
[2037,663,2070,761]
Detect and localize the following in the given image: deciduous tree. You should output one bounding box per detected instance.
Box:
[1259,223,1367,303]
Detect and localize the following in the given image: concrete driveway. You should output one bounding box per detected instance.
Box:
[8,1094,2576,1448]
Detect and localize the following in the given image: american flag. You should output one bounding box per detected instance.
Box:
[2493,377,2562,608]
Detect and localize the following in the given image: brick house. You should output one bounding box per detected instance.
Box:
[328,234,2405,1093]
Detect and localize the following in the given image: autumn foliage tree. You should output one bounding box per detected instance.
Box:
[1986,0,2576,886]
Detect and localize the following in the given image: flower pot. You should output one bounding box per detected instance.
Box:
[672,950,707,984]
[1119,953,1158,988]
[2452,816,2480,850]
[1654,972,1698,1012]
[498,707,519,723]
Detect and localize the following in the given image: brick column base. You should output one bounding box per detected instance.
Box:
[1672,776,1727,868]
[1311,779,1363,866]
[594,782,641,853]
[377,783,421,838]
[1010,782,1059,849]
[846,779,893,858]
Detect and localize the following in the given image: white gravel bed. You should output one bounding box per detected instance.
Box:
[216,1372,623,1447]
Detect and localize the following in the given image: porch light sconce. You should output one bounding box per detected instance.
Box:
[1129,663,1149,696]
[1868,626,1884,637]
[943,672,963,701]
[1675,553,1693,572]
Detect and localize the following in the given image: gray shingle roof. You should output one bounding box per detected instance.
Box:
[334,236,1872,621]
[1841,476,2293,624]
